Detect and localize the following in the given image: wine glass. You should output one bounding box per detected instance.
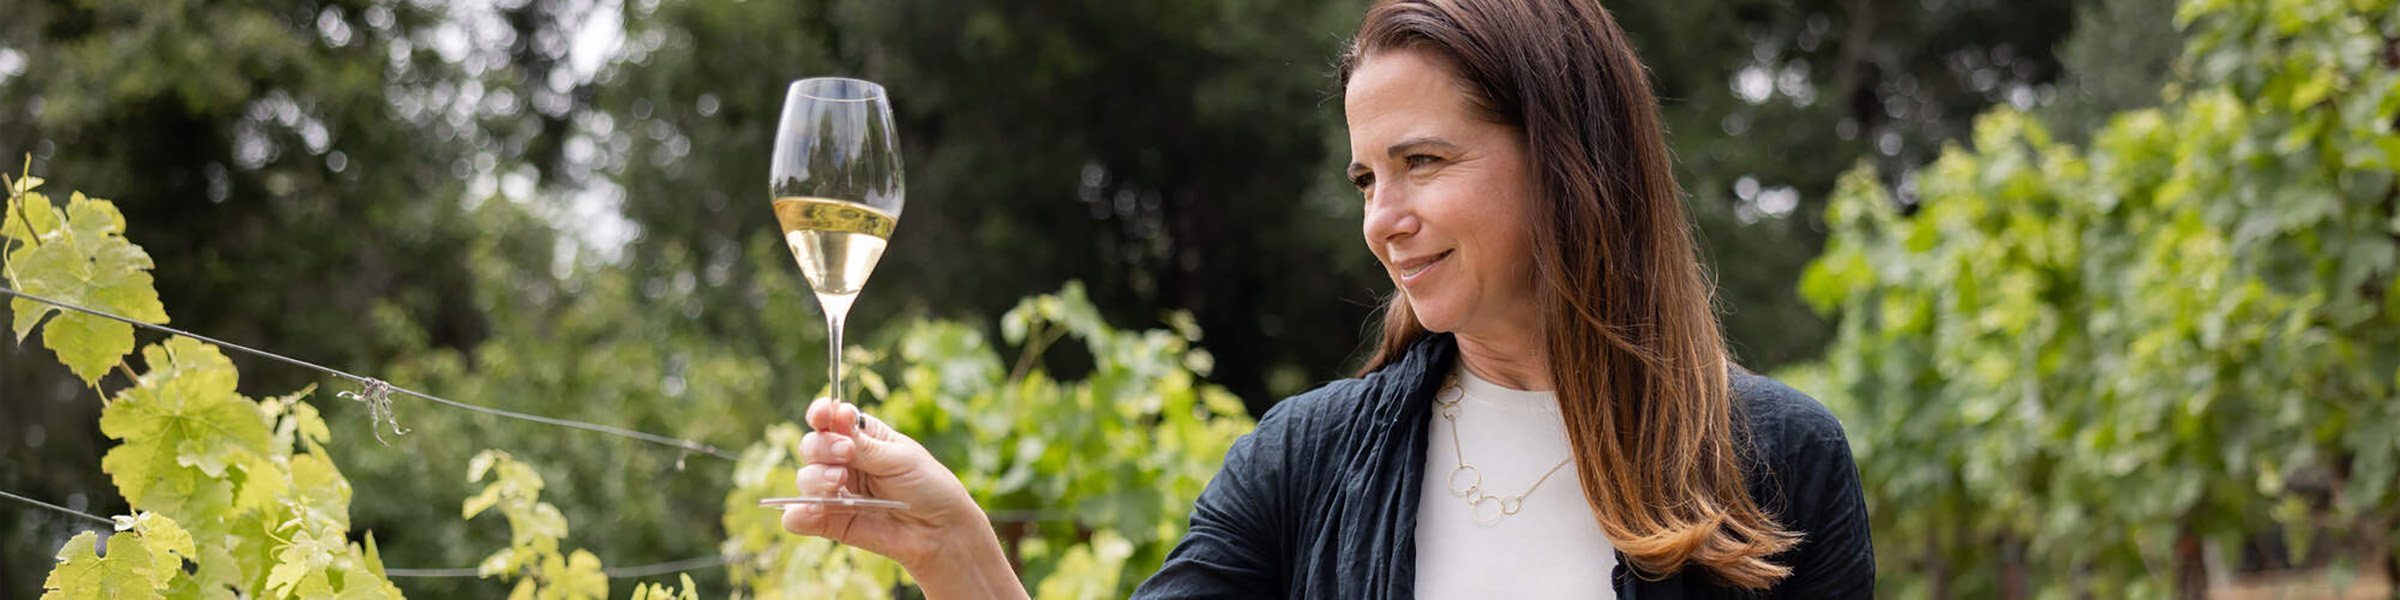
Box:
[756,77,908,511]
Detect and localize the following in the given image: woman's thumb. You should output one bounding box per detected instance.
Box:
[842,410,913,474]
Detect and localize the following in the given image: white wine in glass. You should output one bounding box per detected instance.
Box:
[757,77,908,511]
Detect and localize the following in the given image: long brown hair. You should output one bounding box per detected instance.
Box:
[1339,0,1799,588]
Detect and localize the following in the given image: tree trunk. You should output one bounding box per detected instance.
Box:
[2174,525,2207,600]
[2000,536,2029,600]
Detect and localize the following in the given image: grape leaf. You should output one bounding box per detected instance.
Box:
[41,531,167,600]
[263,526,346,599]
[112,512,196,580]
[545,550,609,600]
[99,338,273,519]
[628,574,700,600]
[338,534,405,600]
[3,190,170,385]
[289,454,353,529]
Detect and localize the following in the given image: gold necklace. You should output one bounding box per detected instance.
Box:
[1436,373,1574,521]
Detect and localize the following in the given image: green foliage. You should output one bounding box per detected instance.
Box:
[627,574,699,600]
[602,0,1383,409]
[40,513,192,600]
[98,338,271,525]
[2,174,170,385]
[721,282,1252,598]
[1029,532,1134,600]
[348,225,805,595]
[719,433,906,600]
[1797,0,2400,595]
[462,450,609,600]
[13,187,400,600]
[13,173,1247,598]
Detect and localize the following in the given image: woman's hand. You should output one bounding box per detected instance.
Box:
[780,398,1027,599]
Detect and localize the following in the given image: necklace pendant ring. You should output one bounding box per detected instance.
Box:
[1446,464,1483,497]
[1471,495,1506,523]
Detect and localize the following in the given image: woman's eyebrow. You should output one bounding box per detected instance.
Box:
[1350,136,1464,174]
[1385,136,1462,158]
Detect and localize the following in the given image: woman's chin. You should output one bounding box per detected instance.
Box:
[1407,305,1462,334]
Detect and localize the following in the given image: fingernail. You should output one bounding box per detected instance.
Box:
[831,438,854,460]
[823,466,845,484]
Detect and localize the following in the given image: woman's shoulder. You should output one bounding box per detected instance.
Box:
[1730,369,1849,446]
[1728,369,1876,593]
[1728,369,1863,525]
[1251,367,1417,440]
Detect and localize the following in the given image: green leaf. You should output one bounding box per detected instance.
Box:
[112,512,195,579]
[3,189,58,245]
[1033,531,1135,600]
[5,173,46,197]
[263,526,347,599]
[2288,65,2334,107]
[548,550,609,600]
[266,385,328,455]
[289,454,353,529]
[5,191,170,385]
[42,531,167,600]
[99,338,272,519]
[629,574,700,600]
[336,534,405,600]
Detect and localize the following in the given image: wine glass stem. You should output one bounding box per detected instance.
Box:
[825,311,847,404]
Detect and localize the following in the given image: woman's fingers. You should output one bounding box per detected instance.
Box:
[807,397,836,431]
[802,398,918,480]
[780,502,838,537]
[793,462,849,496]
[831,402,859,434]
[798,431,857,464]
[806,397,870,438]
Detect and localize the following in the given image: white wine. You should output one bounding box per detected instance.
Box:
[773,197,896,312]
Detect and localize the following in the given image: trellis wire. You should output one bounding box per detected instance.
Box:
[1,286,1101,582]
[0,285,735,460]
[0,489,113,527]
[381,553,732,579]
[6,486,1082,581]
[1,485,731,580]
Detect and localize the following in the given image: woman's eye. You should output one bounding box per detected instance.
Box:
[1405,155,1440,168]
[1350,172,1375,190]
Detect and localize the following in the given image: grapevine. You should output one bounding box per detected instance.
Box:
[1793,0,2400,595]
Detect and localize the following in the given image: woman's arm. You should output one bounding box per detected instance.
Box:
[780,398,1030,600]
[1133,402,1303,598]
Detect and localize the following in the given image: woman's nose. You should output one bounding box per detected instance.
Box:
[1362,185,1418,245]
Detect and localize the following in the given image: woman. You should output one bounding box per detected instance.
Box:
[782,0,1874,596]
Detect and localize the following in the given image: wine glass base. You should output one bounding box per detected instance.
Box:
[758,495,910,510]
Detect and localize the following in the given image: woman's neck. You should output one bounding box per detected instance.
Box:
[1454,331,1551,391]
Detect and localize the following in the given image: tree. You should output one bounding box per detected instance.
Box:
[591,0,1386,414]
[0,0,532,588]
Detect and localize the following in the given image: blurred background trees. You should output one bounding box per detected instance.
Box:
[5,0,2390,597]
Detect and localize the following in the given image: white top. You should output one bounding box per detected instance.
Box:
[1414,365,1617,599]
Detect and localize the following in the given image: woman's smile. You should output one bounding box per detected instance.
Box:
[1395,249,1452,284]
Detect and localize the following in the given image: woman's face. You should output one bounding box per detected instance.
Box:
[1345,48,1542,342]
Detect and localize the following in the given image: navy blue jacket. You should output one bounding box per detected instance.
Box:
[1134,334,1874,598]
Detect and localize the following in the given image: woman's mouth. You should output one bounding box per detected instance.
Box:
[1397,250,1452,284]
